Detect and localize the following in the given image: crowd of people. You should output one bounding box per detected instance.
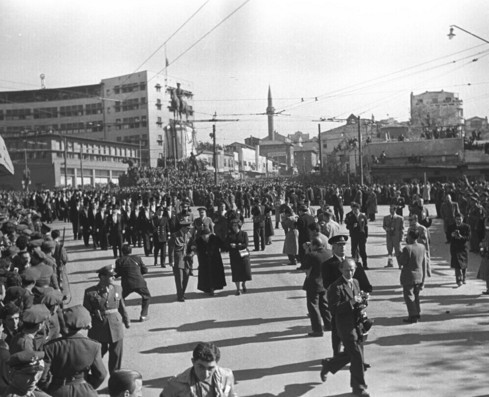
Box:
[0,166,488,396]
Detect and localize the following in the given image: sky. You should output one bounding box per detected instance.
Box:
[1,0,489,146]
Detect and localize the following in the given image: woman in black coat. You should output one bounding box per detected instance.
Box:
[193,227,226,296]
[226,219,251,295]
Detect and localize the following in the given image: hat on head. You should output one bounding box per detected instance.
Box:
[41,240,55,252]
[97,265,115,277]
[63,305,91,330]
[8,351,45,371]
[197,207,207,212]
[350,202,360,208]
[298,205,308,212]
[22,268,39,284]
[16,224,28,233]
[23,229,33,236]
[324,207,334,216]
[41,289,63,306]
[29,239,44,248]
[328,234,349,245]
[22,304,51,325]
[179,220,191,228]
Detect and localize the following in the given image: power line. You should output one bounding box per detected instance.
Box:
[158,0,252,72]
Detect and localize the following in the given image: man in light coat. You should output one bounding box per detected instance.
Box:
[383,204,404,267]
[398,229,426,324]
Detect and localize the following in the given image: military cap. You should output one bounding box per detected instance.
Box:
[97,265,115,277]
[197,207,207,212]
[182,198,190,204]
[7,246,19,256]
[22,268,39,283]
[23,229,33,236]
[179,220,191,228]
[8,351,45,371]
[22,304,50,324]
[323,207,334,216]
[29,239,44,248]
[328,235,349,245]
[298,205,308,212]
[41,240,55,252]
[42,289,63,306]
[350,202,360,208]
[63,305,91,329]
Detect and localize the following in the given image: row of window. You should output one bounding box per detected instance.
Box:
[114,116,147,130]
[114,98,144,112]
[0,103,104,120]
[113,82,146,94]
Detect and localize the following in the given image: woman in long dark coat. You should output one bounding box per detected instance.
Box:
[227,219,251,295]
[193,227,226,296]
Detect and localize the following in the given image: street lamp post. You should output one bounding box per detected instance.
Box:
[448,25,489,44]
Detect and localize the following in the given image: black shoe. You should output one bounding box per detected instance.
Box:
[307,332,323,337]
[296,266,306,271]
[352,389,370,397]
[161,264,167,268]
[323,324,333,332]
[177,297,185,302]
[363,362,371,371]
[320,359,329,382]
[403,317,418,324]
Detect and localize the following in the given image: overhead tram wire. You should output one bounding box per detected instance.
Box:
[276,44,489,114]
[157,0,252,71]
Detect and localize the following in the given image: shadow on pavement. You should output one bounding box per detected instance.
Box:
[148,315,307,333]
[250,382,321,397]
[370,329,489,347]
[140,325,310,354]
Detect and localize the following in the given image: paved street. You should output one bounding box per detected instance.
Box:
[61,204,488,397]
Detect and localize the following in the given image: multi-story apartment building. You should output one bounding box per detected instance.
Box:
[0,71,195,167]
[410,90,464,128]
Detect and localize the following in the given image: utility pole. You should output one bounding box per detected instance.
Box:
[80,145,84,188]
[64,135,68,187]
[358,115,364,185]
[139,139,142,166]
[193,112,239,185]
[318,123,323,175]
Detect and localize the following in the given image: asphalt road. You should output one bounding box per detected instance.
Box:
[60,204,488,397]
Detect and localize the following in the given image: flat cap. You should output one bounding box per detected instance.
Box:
[41,240,55,252]
[22,304,50,324]
[63,305,92,329]
[42,289,63,306]
[8,351,45,371]
[328,234,349,245]
[22,267,39,283]
[97,265,115,277]
[197,207,207,212]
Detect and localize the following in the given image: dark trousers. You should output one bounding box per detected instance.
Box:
[154,241,167,266]
[331,316,342,356]
[403,284,421,318]
[306,291,331,333]
[455,267,466,284]
[91,231,99,248]
[142,233,153,256]
[324,337,366,391]
[253,224,265,250]
[82,230,91,247]
[98,230,108,250]
[173,267,190,300]
[100,339,123,374]
[123,287,151,317]
[334,206,344,224]
[350,233,368,267]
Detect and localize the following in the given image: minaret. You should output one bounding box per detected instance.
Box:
[266,85,275,140]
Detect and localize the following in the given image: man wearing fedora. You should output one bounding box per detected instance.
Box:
[83,265,130,374]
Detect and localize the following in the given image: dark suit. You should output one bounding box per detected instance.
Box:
[138,207,154,256]
[303,248,331,333]
[297,213,316,262]
[326,276,367,393]
[88,208,99,248]
[345,211,369,268]
[399,242,426,318]
[152,215,170,266]
[115,254,151,318]
[107,213,125,258]
[95,210,108,250]
[79,208,91,247]
[83,283,129,374]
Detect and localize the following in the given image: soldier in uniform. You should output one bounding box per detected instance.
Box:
[40,305,107,397]
[4,351,49,397]
[115,244,151,322]
[168,221,193,302]
[9,304,50,355]
[83,265,130,374]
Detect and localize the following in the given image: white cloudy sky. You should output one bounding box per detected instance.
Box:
[1,0,488,145]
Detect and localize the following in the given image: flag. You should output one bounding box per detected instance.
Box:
[165,57,169,68]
